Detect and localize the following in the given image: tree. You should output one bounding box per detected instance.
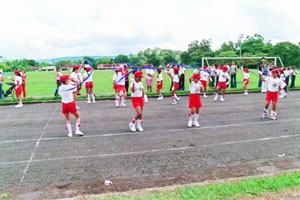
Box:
[270,42,300,66]
[114,54,130,63]
[55,59,73,68]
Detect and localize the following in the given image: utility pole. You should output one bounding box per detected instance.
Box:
[238,34,243,67]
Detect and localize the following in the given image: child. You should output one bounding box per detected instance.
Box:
[168,67,180,104]
[200,66,210,98]
[21,70,27,98]
[58,75,84,137]
[260,69,286,120]
[156,68,163,100]
[8,69,23,108]
[214,66,230,102]
[129,71,145,132]
[243,68,250,95]
[83,66,95,103]
[117,67,127,107]
[261,63,269,93]
[113,68,120,106]
[70,65,80,109]
[278,68,287,98]
[188,73,202,128]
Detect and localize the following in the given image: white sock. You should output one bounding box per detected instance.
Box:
[116,95,119,100]
[76,123,80,132]
[215,93,218,97]
[189,114,194,120]
[92,95,95,102]
[194,114,199,121]
[87,94,90,101]
[67,124,72,133]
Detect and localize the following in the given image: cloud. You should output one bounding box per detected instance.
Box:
[0,0,299,59]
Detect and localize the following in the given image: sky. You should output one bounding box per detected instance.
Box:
[0,0,300,59]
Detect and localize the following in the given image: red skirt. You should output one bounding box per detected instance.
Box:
[172,82,179,91]
[157,81,163,90]
[15,85,23,96]
[118,85,126,92]
[85,81,94,89]
[62,102,77,114]
[243,79,249,85]
[217,81,227,89]
[189,93,202,108]
[266,91,278,102]
[200,80,207,88]
[131,97,144,108]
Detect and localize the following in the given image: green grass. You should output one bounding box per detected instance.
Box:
[1,69,299,99]
[85,171,300,200]
[1,193,9,200]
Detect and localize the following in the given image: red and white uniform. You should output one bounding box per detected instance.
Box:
[265,77,286,102]
[200,71,209,87]
[189,81,202,108]
[116,72,126,92]
[157,73,163,90]
[70,72,79,93]
[172,74,179,91]
[83,71,93,89]
[243,72,250,85]
[279,73,286,83]
[58,84,77,114]
[14,76,23,95]
[131,81,144,108]
[113,73,118,90]
[217,71,230,89]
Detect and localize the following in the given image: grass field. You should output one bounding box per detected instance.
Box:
[1,69,299,97]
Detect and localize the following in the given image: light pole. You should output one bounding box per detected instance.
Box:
[238,34,243,67]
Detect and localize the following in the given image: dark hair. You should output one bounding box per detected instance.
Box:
[262,57,265,59]
[16,73,21,77]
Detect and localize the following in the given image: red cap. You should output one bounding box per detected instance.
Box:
[192,73,200,79]
[60,75,70,82]
[73,65,80,70]
[279,69,284,73]
[271,69,279,74]
[134,71,143,77]
[157,68,162,72]
[86,66,92,71]
[14,69,20,74]
[203,66,208,70]
[173,67,179,72]
[243,68,248,72]
[221,66,228,71]
[114,67,120,71]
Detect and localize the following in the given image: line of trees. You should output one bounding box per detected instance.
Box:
[1,34,300,72]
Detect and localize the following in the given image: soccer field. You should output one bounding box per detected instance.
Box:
[1,69,299,97]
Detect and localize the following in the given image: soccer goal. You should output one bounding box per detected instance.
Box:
[201,57,284,68]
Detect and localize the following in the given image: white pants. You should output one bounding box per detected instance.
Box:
[261,76,268,92]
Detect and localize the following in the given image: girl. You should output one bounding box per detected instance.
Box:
[129,71,145,132]
[243,68,250,95]
[261,69,286,120]
[188,73,202,128]
[58,75,84,137]
[70,65,80,109]
[117,67,127,107]
[83,66,95,103]
[77,68,83,96]
[156,68,163,100]
[54,68,62,97]
[215,63,222,88]
[214,66,230,102]
[21,70,27,98]
[113,68,120,106]
[168,67,180,105]
[8,69,23,108]
[278,69,287,98]
[200,66,210,98]
[261,63,269,93]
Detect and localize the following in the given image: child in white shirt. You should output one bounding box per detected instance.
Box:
[188,73,202,128]
[243,68,250,95]
[214,66,230,102]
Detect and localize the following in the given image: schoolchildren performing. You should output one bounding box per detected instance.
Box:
[243,68,250,95]
[58,75,84,137]
[214,66,230,102]
[156,68,163,100]
[200,66,210,98]
[260,69,286,120]
[83,66,95,103]
[8,69,23,108]
[129,71,145,132]
[168,67,180,104]
[188,73,202,128]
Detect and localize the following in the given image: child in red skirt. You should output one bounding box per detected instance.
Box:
[113,68,120,106]
[168,67,180,104]
[58,75,84,137]
[156,69,163,100]
[83,66,95,103]
[200,66,210,98]
[243,68,250,95]
[214,66,230,102]
[188,73,202,127]
[129,71,145,132]
[8,69,23,108]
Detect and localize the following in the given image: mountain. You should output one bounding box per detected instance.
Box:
[35,56,116,63]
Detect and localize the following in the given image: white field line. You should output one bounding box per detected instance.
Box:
[19,107,58,183]
[1,133,299,166]
[1,118,300,145]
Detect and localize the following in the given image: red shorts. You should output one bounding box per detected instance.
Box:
[189,93,202,108]
[266,91,278,102]
[118,85,126,93]
[85,81,93,89]
[172,82,179,91]
[157,81,163,90]
[113,84,118,90]
[62,102,77,114]
[200,80,207,88]
[131,97,144,108]
[217,82,227,89]
[243,79,249,85]
[15,85,23,96]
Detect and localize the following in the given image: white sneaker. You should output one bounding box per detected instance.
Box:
[129,121,136,132]
[203,94,207,98]
[188,114,193,128]
[136,120,144,132]
[176,97,181,102]
[157,96,163,100]
[261,113,268,119]
[244,92,248,96]
[115,99,120,107]
[214,95,218,101]
[269,114,277,120]
[220,96,225,102]
[76,106,80,110]
[120,102,124,107]
[193,114,200,127]
[171,99,177,105]
[75,130,84,136]
[67,132,73,138]
[87,100,91,104]
[15,104,22,108]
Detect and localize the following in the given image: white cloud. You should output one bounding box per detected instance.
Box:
[0,0,299,59]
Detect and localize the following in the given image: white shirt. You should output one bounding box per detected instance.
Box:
[216,69,222,77]
[157,73,163,82]
[146,69,154,80]
[117,72,125,86]
[189,81,202,94]
[83,71,93,82]
[265,77,286,92]
[0,74,2,83]
[243,72,250,79]
[217,71,230,82]
[169,68,174,77]
[113,73,118,82]
[172,74,179,83]
[70,72,79,84]
[200,71,209,81]
[284,70,290,77]
[15,76,22,85]
[208,66,216,76]
[131,81,144,97]
[179,67,185,76]
[58,84,74,103]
